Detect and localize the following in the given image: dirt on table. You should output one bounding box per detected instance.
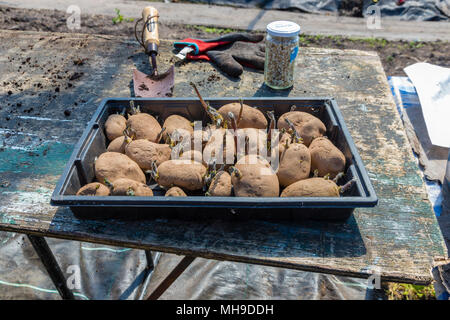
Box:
[0,5,449,76]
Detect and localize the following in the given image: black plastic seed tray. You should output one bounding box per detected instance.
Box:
[51,97,377,221]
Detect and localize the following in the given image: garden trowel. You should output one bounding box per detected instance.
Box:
[133,6,174,97]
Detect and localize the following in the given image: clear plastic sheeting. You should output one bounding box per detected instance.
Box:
[186,0,341,13]
[0,231,156,300]
[0,231,379,300]
[147,254,376,300]
[363,0,449,21]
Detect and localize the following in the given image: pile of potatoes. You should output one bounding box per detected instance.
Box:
[76,99,352,198]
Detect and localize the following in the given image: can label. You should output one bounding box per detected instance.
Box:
[290,46,298,63]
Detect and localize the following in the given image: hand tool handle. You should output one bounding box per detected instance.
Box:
[142,6,159,53]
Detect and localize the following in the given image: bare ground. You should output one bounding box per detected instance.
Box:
[1,6,449,76]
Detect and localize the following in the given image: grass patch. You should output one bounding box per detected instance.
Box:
[386,283,436,300]
[299,35,312,45]
[190,25,237,35]
[300,35,391,48]
[299,35,332,44]
[349,37,388,48]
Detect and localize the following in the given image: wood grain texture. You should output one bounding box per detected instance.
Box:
[0,31,447,284]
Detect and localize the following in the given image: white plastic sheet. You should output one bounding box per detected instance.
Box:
[404,63,450,148]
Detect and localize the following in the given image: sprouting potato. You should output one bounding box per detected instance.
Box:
[230,155,279,197]
[127,113,162,142]
[107,136,129,153]
[200,125,218,146]
[125,139,171,170]
[309,137,346,179]
[110,178,153,196]
[95,152,145,184]
[156,159,207,191]
[235,128,268,160]
[162,115,193,142]
[277,111,326,146]
[165,186,187,197]
[235,154,271,167]
[277,143,311,187]
[265,111,291,156]
[207,171,232,197]
[105,114,127,141]
[76,182,110,196]
[277,131,292,155]
[280,177,340,197]
[177,149,205,165]
[218,102,267,129]
[203,127,235,167]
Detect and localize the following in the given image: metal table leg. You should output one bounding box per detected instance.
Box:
[27,236,185,300]
[136,250,160,300]
[27,235,75,300]
[145,250,154,271]
[147,255,195,300]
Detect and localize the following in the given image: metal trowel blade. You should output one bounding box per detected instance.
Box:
[133,65,175,98]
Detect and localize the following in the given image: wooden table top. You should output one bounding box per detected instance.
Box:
[0,31,446,284]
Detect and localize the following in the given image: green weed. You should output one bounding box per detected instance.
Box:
[386,283,435,300]
[112,8,134,24]
[408,41,425,49]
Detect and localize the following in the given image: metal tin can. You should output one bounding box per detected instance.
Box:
[264,21,301,89]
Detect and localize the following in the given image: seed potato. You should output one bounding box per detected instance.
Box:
[125,139,171,170]
[281,177,340,197]
[235,154,271,166]
[76,182,110,196]
[309,137,346,178]
[95,152,146,184]
[177,149,205,165]
[157,160,207,191]
[105,114,127,141]
[235,128,267,160]
[127,113,162,142]
[277,111,326,146]
[277,143,311,187]
[162,115,193,141]
[107,136,129,153]
[231,155,279,197]
[207,171,232,197]
[203,128,235,167]
[218,103,267,129]
[275,131,292,155]
[110,178,153,196]
[165,186,187,197]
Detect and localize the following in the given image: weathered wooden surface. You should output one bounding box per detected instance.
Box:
[0,30,447,284]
